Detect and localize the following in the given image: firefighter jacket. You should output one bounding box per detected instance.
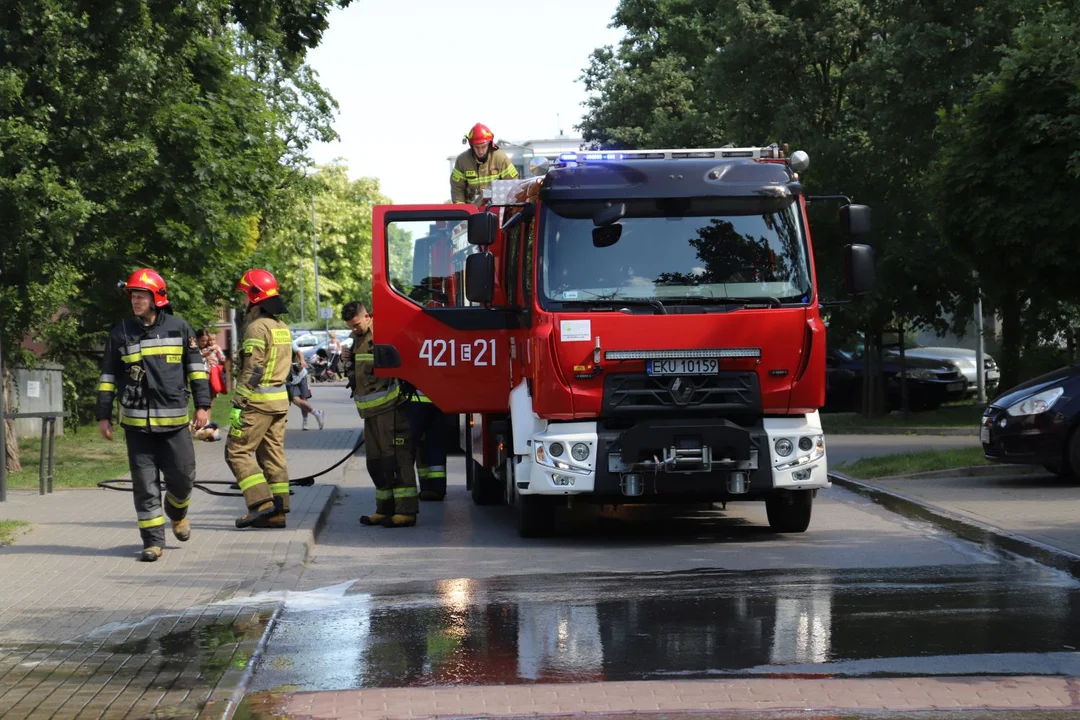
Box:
[351,327,402,419]
[450,148,518,204]
[233,305,293,414]
[97,311,210,432]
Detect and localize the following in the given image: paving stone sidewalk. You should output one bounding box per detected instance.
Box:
[0,385,360,718]
[259,675,1080,718]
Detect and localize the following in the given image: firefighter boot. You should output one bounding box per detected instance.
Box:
[171,518,191,542]
[140,546,162,562]
[380,514,417,528]
[252,496,287,529]
[235,500,276,529]
[359,513,388,526]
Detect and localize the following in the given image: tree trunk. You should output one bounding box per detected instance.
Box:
[998,293,1024,390]
[3,368,21,472]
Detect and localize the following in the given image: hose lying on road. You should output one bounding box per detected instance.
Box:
[96,429,364,497]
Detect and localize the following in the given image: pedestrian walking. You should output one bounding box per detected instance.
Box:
[97,268,211,562]
[288,338,325,430]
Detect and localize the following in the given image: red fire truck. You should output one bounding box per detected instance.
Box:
[371,145,874,537]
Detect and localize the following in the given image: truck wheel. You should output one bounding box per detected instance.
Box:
[766,490,813,533]
[471,464,503,506]
[517,495,555,538]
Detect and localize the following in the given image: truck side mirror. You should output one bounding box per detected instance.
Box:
[843,243,875,297]
[840,204,871,237]
[465,252,495,304]
[468,211,499,246]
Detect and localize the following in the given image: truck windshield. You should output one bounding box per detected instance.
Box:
[538,196,812,310]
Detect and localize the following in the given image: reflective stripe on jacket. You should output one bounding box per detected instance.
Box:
[234,306,292,414]
[96,312,210,433]
[450,148,518,204]
[352,327,402,418]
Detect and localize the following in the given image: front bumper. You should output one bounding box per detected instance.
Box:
[981,406,1069,466]
[516,413,829,500]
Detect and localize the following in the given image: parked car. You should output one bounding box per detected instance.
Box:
[980,362,1080,477]
[874,335,1000,396]
[825,348,968,412]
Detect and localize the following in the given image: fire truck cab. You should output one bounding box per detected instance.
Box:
[371,145,874,537]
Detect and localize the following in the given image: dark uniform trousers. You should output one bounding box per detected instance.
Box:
[407,400,448,497]
[126,427,196,547]
[225,410,290,513]
[365,405,419,516]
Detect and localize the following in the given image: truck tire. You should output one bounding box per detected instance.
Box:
[471,465,503,506]
[766,490,813,533]
[517,495,555,538]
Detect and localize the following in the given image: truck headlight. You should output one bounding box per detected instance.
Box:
[1007,387,1064,417]
[571,443,590,461]
[774,438,793,457]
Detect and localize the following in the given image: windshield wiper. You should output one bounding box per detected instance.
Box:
[695,296,783,308]
[557,298,667,314]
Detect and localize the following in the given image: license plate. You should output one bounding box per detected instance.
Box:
[948,382,965,392]
[980,426,990,444]
[647,358,718,376]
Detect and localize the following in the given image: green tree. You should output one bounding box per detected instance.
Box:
[0,0,347,444]
[931,2,1080,388]
[254,162,393,320]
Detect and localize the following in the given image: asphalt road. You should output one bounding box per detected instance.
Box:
[242,431,1080,693]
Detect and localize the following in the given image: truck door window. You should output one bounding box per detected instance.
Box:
[386,219,475,309]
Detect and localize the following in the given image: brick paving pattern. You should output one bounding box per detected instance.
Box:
[0,386,358,719]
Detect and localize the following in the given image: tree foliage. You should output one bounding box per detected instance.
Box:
[254,161,392,322]
[0,0,349,433]
[579,0,1077,390]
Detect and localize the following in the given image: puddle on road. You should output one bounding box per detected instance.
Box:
[247,564,1080,693]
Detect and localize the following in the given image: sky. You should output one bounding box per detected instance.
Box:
[304,0,625,205]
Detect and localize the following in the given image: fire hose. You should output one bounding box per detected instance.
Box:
[96,429,364,497]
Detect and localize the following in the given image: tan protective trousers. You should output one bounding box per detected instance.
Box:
[225,410,290,512]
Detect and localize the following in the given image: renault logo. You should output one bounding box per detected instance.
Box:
[669,377,694,405]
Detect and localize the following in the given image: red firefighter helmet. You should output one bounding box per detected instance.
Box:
[124,268,169,308]
[463,122,496,147]
[236,268,280,305]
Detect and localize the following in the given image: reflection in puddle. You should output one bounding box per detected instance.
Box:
[251,564,1080,692]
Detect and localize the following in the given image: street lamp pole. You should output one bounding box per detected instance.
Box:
[298,255,305,324]
[0,269,7,502]
[310,191,325,331]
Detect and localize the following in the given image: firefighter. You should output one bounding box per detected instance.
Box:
[342,301,418,527]
[97,269,211,562]
[450,122,518,205]
[226,269,294,530]
[408,389,448,501]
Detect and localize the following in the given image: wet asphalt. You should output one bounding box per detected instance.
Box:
[246,562,1080,693]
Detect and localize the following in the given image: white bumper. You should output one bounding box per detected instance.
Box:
[517,422,598,495]
[515,412,830,496]
[762,411,830,490]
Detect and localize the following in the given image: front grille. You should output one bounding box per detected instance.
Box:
[602,372,761,416]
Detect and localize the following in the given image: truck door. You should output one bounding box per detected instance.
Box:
[372,204,514,414]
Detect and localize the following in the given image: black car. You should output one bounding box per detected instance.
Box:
[981,363,1080,477]
[825,349,968,412]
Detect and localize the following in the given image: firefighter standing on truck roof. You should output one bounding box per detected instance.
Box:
[341,301,419,527]
[450,122,518,205]
[97,269,211,562]
[226,269,294,530]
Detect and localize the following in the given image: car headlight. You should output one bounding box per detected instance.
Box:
[1006,387,1064,417]
[901,368,937,381]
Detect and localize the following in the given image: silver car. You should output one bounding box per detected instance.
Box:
[886,344,999,396]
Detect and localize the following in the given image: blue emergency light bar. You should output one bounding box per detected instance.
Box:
[556,146,787,164]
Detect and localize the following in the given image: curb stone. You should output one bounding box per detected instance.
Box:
[203,454,353,719]
[828,470,1080,579]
